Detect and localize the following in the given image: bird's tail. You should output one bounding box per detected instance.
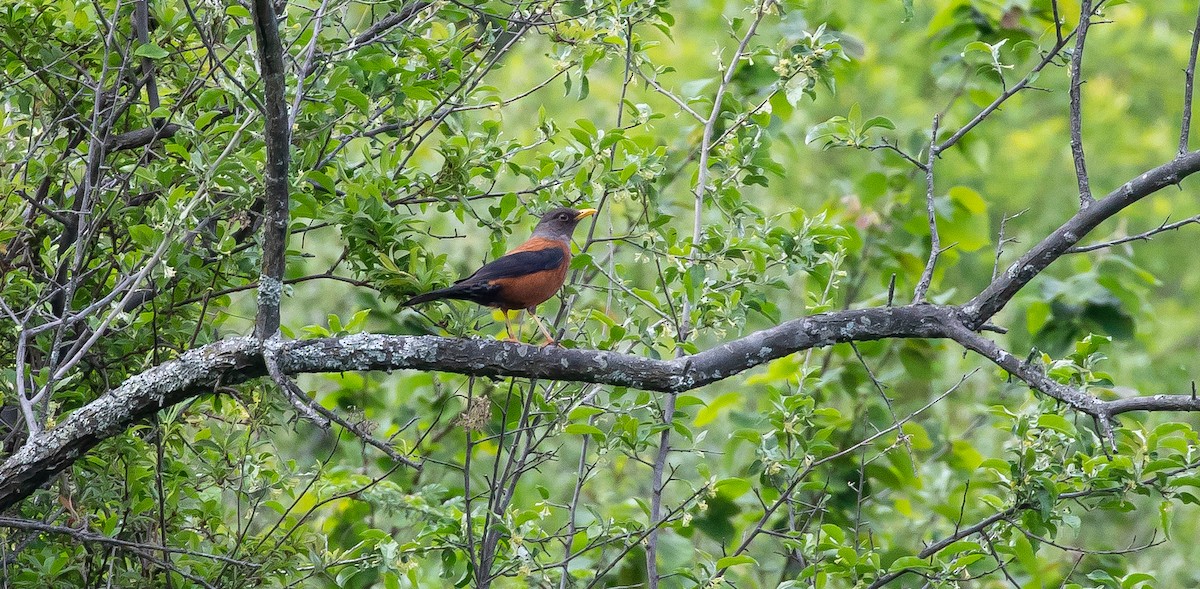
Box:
[401,287,461,307]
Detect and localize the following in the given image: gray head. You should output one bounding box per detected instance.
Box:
[530,207,597,240]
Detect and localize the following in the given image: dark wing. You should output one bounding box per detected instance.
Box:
[457,247,565,284]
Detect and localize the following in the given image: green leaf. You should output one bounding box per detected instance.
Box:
[861,115,895,132]
[805,116,850,146]
[1122,573,1156,589]
[336,86,369,112]
[568,406,604,420]
[714,478,751,499]
[1036,414,1075,435]
[889,556,930,571]
[226,4,251,18]
[134,43,169,59]
[715,555,757,569]
[564,424,604,437]
[1011,533,1042,584]
[694,392,741,427]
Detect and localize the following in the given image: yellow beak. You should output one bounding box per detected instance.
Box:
[574,208,598,220]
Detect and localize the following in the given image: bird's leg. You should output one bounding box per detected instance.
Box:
[527,309,557,346]
[503,310,517,342]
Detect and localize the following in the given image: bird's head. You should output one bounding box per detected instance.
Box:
[531,207,597,240]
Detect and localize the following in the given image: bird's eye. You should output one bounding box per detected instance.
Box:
[560,213,569,220]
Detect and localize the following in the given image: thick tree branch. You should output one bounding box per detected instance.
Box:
[251,0,291,340]
[0,305,953,511]
[134,0,161,116]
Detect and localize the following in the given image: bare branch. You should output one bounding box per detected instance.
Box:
[913,115,941,303]
[1052,0,1064,44]
[0,516,259,567]
[0,304,952,512]
[4,295,1200,514]
[288,0,332,131]
[636,68,705,123]
[1069,214,1200,252]
[1069,0,1095,207]
[992,209,1025,280]
[866,141,927,171]
[1181,4,1200,154]
[1012,522,1162,556]
[105,122,180,152]
[134,0,160,114]
[350,2,432,49]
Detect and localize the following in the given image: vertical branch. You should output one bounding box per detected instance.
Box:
[912,116,940,304]
[1069,0,1094,207]
[1051,0,1064,44]
[991,210,1025,281]
[251,0,291,340]
[558,413,594,589]
[647,2,771,583]
[288,0,331,131]
[134,0,161,116]
[1180,5,1200,155]
[12,329,37,436]
[462,378,480,579]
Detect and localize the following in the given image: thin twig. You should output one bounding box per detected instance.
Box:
[913,115,940,304]
[850,342,915,471]
[636,68,705,122]
[288,0,332,130]
[264,344,330,428]
[992,209,1026,280]
[264,341,422,470]
[1013,523,1162,555]
[1052,0,1064,44]
[867,141,927,171]
[1069,214,1200,252]
[0,517,258,567]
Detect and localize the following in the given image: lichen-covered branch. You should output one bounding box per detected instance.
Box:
[0,305,953,511]
[251,0,291,340]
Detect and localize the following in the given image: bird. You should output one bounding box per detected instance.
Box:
[401,207,597,344]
